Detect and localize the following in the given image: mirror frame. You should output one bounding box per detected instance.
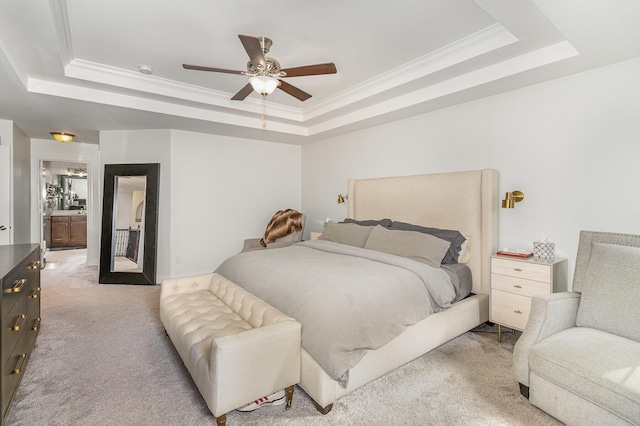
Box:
[99,163,160,285]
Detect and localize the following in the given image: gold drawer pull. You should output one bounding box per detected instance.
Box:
[4,278,27,293]
[29,287,41,299]
[11,314,27,331]
[514,285,522,288]
[32,317,41,331]
[28,260,40,269]
[12,353,27,375]
[514,310,523,314]
[513,268,522,272]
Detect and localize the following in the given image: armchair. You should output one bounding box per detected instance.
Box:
[513,231,640,425]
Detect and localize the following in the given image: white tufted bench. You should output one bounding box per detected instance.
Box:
[159,273,301,425]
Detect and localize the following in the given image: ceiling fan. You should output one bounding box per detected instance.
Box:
[183,34,337,102]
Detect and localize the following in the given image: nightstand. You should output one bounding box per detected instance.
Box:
[310,231,322,240]
[490,255,567,342]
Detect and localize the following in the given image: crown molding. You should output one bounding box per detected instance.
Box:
[49,0,74,64]
[303,24,518,121]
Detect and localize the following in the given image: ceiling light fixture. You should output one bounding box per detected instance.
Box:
[248,75,280,95]
[50,132,75,142]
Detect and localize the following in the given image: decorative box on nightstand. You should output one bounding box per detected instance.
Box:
[490,255,567,342]
[310,231,322,240]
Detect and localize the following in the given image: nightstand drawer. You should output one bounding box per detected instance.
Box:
[491,290,531,331]
[491,274,550,297]
[491,258,551,283]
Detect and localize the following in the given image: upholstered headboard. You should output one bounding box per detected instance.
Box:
[347,169,498,295]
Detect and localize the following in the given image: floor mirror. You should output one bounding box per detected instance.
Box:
[99,163,159,285]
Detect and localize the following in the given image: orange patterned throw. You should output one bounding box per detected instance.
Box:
[260,209,304,247]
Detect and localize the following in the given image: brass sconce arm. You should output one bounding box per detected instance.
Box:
[501,190,524,208]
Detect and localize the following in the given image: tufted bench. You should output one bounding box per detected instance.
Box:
[159,273,301,425]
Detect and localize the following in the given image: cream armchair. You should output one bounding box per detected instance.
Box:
[513,231,640,426]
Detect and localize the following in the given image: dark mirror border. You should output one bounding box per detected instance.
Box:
[99,163,159,285]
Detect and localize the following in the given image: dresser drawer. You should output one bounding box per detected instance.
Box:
[1,258,38,319]
[491,258,551,283]
[491,273,551,297]
[1,296,28,369]
[491,289,531,331]
[1,334,29,420]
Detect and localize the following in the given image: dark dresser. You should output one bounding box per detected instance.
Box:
[0,244,41,424]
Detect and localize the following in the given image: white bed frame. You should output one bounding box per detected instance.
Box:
[300,169,499,413]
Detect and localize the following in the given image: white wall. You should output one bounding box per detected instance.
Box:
[169,129,301,277]
[100,129,172,282]
[12,124,30,243]
[100,129,302,281]
[302,58,640,287]
[30,139,100,264]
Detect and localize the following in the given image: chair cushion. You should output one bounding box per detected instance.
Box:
[529,327,640,423]
[575,242,640,342]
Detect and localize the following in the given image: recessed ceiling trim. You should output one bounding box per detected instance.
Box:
[302,24,519,121]
[49,0,74,64]
[64,59,303,121]
[27,77,309,136]
[307,40,579,136]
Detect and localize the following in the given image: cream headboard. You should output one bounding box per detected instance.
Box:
[347,169,498,295]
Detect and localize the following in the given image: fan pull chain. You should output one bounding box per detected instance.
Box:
[261,94,267,128]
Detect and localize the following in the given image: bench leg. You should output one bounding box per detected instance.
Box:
[285,385,294,410]
[215,414,226,426]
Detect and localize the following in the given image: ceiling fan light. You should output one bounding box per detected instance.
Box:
[249,76,279,95]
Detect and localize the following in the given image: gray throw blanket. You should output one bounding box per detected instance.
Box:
[215,240,455,387]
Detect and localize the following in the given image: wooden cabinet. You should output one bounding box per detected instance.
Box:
[50,215,86,248]
[490,255,567,341]
[0,244,41,423]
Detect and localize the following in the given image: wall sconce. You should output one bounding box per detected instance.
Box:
[337,194,348,204]
[501,190,524,208]
[50,132,75,142]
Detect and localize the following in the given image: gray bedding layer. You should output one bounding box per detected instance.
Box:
[215,240,455,387]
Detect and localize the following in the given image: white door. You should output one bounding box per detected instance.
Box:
[0,145,11,245]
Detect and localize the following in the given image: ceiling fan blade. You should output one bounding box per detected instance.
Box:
[281,63,337,77]
[238,34,266,68]
[278,80,312,101]
[231,83,254,101]
[183,64,245,75]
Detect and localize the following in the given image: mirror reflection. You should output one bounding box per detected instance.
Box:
[111,176,146,273]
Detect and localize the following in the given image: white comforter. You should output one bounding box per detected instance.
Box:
[215,240,455,387]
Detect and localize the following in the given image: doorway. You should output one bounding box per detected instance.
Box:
[40,161,89,265]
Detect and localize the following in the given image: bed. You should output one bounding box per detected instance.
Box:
[216,169,498,413]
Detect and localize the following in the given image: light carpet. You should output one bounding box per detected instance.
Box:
[6,248,561,426]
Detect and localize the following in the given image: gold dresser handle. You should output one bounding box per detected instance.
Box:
[4,278,27,293]
[28,260,40,269]
[29,287,41,299]
[11,314,27,331]
[32,317,41,331]
[12,353,27,375]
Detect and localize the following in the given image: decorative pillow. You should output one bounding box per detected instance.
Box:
[575,242,640,342]
[363,225,450,268]
[341,218,392,227]
[390,221,466,264]
[318,222,373,248]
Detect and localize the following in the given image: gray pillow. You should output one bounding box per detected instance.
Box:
[363,225,450,268]
[318,222,373,248]
[575,242,640,342]
[341,218,392,228]
[390,221,466,264]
